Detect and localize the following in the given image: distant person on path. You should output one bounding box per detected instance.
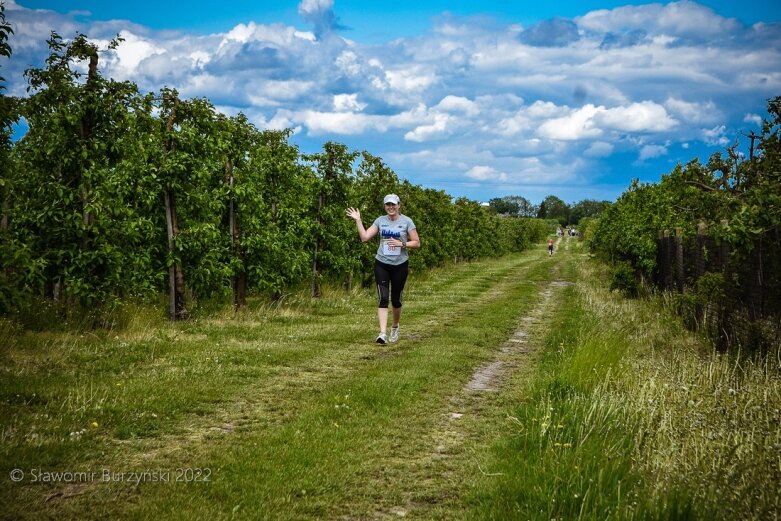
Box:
[548,238,554,256]
[346,194,420,344]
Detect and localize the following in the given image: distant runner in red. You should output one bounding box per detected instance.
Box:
[346,194,420,344]
[548,238,554,256]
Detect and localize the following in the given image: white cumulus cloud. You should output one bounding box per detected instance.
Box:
[466,165,509,182]
[4,0,780,203]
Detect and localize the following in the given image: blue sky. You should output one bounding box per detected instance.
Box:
[3,0,781,204]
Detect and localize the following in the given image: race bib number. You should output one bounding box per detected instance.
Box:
[382,240,401,256]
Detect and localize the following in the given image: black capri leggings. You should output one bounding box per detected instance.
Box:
[374,259,409,309]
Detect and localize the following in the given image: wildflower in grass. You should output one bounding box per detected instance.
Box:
[91,421,99,428]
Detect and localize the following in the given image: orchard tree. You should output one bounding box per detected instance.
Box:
[14,32,159,312]
[242,129,315,300]
[453,197,493,261]
[570,199,611,225]
[306,142,358,296]
[488,195,537,217]
[0,2,10,86]
[0,1,21,312]
[488,197,520,215]
[536,194,570,226]
[515,196,539,217]
[214,112,259,308]
[156,90,233,317]
[399,182,456,270]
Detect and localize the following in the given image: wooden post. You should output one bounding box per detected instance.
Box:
[718,220,729,271]
[748,237,764,320]
[675,227,684,293]
[694,222,707,281]
[656,230,664,289]
[662,230,673,291]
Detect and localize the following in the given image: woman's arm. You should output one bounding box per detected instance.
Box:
[346,207,378,242]
[404,227,420,249]
[387,227,420,249]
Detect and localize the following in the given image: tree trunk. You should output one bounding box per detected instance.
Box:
[163,96,187,320]
[312,191,324,298]
[164,189,187,320]
[80,51,99,234]
[226,158,246,309]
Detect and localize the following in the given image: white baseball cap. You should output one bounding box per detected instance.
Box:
[383,193,400,205]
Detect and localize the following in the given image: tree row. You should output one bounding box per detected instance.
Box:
[0,32,548,321]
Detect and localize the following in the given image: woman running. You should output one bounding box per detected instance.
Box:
[346,194,420,344]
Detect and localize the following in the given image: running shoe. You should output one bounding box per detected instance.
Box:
[376,332,387,344]
[390,326,399,343]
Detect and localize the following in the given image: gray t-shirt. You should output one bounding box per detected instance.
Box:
[372,214,416,265]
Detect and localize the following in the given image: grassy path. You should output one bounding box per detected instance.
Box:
[4,235,779,520]
[1,238,573,519]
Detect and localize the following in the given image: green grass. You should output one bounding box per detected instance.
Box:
[2,237,779,520]
[1,247,556,519]
[466,246,781,521]
[466,276,644,520]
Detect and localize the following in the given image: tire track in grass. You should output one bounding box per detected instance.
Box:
[115,251,553,520]
[127,254,540,457]
[372,241,575,519]
[313,250,562,520]
[8,253,547,517]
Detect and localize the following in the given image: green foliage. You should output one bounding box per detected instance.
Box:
[487,194,537,216]
[0,2,12,86]
[399,182,456,269]
[1,30,553,324]
[609,262,639,298]
[306,141,360,287]
[578,216,598,247]
[0,4,18,312]
[537,194,570,225]
[590,98,781,278]
[487,196,519,215]
[241,129,314,295]
[588,96,781,352]
[569,198,610,225]
[10,33,164,308]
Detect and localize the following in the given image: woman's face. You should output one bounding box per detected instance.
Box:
[384,202,399,217]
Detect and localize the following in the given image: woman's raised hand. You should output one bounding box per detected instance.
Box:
[345,207,361,221]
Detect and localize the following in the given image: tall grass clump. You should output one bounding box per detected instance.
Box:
[470,255,781,520]
[580,261,779,519]
[575,257,781,519]
[470,283,648,520]
[579,259,780,519]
